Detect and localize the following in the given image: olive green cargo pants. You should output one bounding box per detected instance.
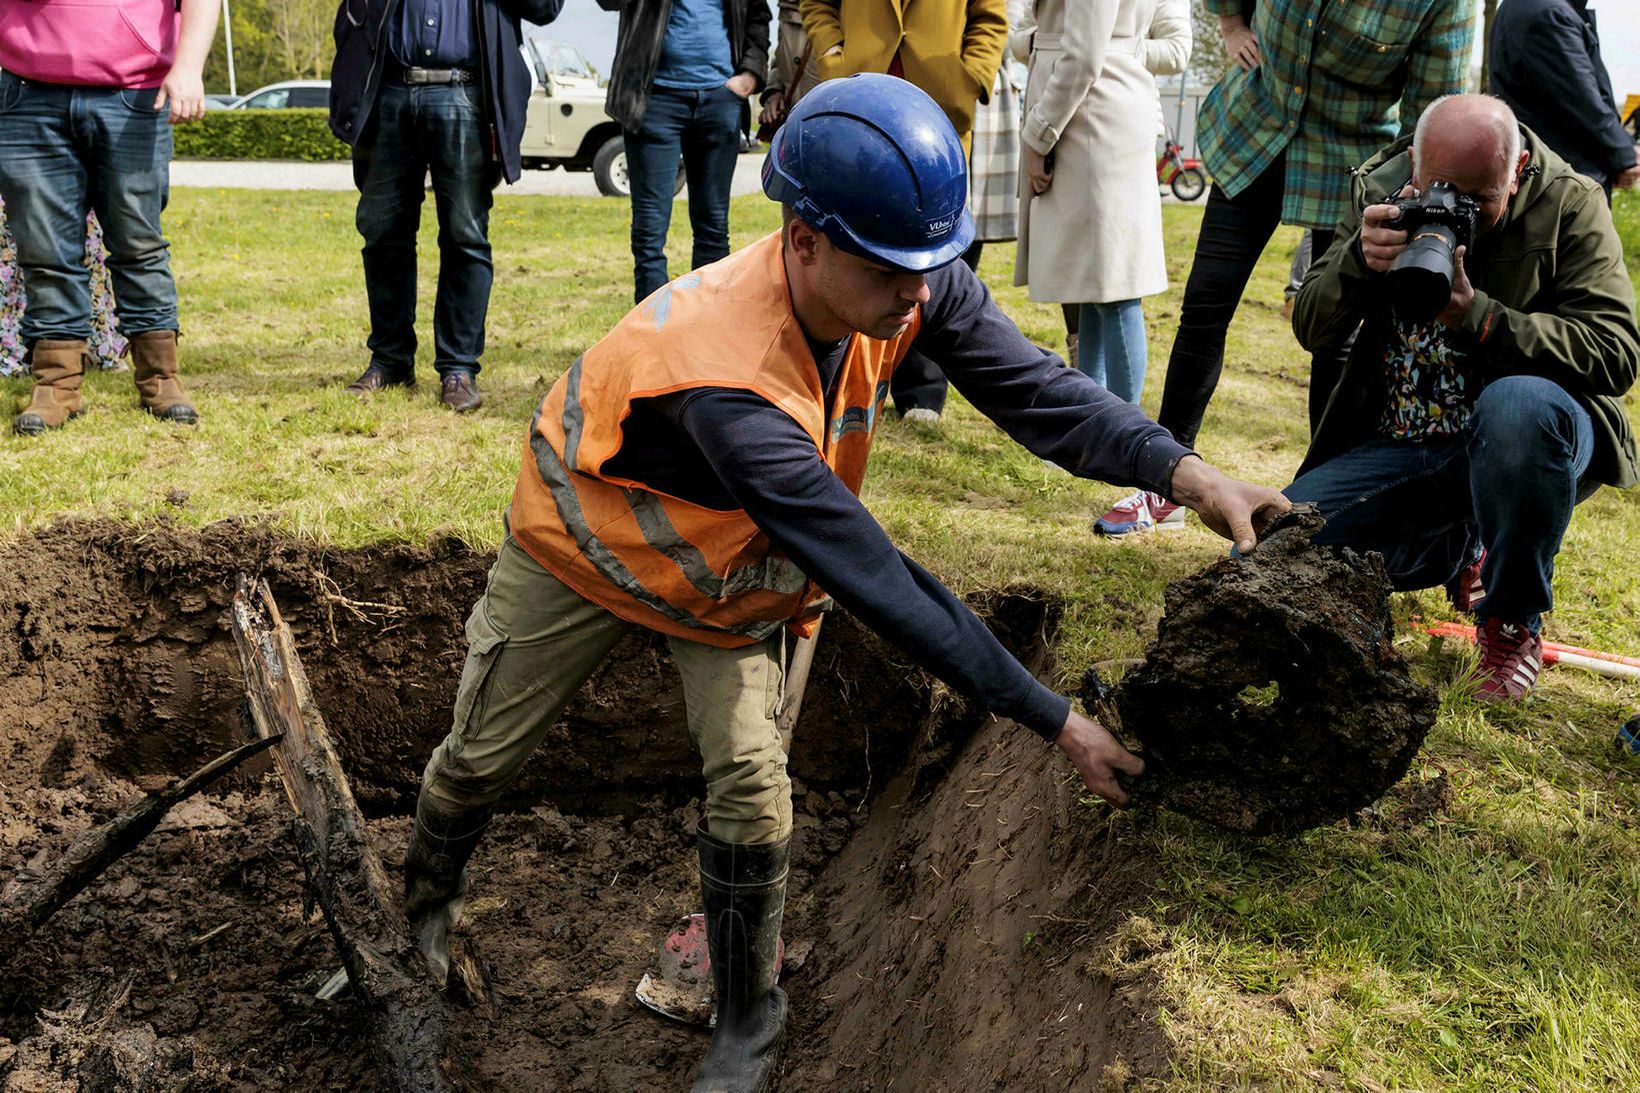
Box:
[419,536,793,844]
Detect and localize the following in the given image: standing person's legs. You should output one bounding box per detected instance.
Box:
[668,631,791,1089]
[0,76,93,343]
[1075,303,1105,385]
[890,350,948,420]
[84,86,176,337]
[0,77,94,433]
[1156,163,1287,448]
[352,84,424,384]
[624,88,690,303]
[1077,300,1147,403]
[680,85,742,274]
[412,537,634,979]
[85,85,195,422]
[421,82,495,387]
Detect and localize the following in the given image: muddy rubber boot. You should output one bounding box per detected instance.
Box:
[12,340,87,436]
[128,330,198,424]
[692,823,789,1093]
[403,797,493,985]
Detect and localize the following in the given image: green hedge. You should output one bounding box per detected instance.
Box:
[173,109,349,162]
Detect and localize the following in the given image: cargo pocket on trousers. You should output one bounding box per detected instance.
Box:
[765,631,787,723]
[446,604,508,757]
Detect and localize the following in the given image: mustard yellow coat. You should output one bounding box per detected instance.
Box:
[798,0,1008,149]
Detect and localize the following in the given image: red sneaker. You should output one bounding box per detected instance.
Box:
[1446,549,1487,614]
[1474,617,1543,704]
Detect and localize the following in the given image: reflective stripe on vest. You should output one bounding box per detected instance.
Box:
[510,231,921,648]
[528,404,805,641]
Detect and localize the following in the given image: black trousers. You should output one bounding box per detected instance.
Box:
[1156,157,1348,447]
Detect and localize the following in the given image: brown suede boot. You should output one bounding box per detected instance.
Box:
[129,330,199,425]
[13,340,87,437]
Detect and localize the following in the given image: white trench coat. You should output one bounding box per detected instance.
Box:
[1012,0,1191,303]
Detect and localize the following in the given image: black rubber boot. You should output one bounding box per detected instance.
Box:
[691,822,790,1093]
[403,796,492,985]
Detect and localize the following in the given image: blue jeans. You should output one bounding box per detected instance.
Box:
[353,81,495,378]
[0,73,177,342]
[1284,376,1597,632]
[1076,299,1147,404]
[624,84,743,303]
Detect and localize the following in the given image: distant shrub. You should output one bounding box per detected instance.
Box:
[174,109,348,161]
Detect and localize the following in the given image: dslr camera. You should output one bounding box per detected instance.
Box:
[1384,181,1480,322]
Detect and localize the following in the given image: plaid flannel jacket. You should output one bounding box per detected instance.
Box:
[1199,0,1474,229]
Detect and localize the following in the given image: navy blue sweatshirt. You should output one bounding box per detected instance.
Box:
[600,261,1193,740]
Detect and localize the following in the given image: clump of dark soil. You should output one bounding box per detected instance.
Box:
[0,519,1171,1089]
[1090,512,1439,835]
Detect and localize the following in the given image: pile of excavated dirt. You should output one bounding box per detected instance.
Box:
[1092,513,1440,835]
[0,520,1171,1089]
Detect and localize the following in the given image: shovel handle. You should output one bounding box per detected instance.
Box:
[777,618,824,752]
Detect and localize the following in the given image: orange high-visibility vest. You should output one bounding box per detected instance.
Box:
[510,231,923,648]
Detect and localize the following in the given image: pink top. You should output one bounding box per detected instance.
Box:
[0,0,179,88]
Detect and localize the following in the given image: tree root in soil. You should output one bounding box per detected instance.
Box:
[1085,510,1439,835]
[0,734,281,970]
[231,575,456,1093]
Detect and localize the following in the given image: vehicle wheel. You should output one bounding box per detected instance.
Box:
[1171,167,1207,202]
[592,135,687,198]
[593,135,631,197]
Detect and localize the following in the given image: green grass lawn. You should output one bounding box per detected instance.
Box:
[3,187,1638,1089]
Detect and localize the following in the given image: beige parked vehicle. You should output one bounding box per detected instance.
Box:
[519,36,684,198]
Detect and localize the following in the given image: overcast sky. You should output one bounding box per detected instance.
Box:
[534,0,1640,108]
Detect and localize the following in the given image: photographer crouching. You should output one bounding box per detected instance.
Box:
[1287,94,1638,704]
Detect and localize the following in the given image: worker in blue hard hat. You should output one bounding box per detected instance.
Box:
[405,73,1290,1091]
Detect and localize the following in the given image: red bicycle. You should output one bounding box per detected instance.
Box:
[1157,137,1207,202]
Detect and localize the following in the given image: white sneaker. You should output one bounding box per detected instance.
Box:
[902,408,941,427]
[1093,490,1187,537]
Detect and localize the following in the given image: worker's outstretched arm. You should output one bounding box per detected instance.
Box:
[670,388,1141,804]
[913,262,1288,550]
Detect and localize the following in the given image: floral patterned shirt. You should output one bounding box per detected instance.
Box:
[1377,318,1478,439]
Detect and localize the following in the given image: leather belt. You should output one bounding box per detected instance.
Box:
[401,66,474,85]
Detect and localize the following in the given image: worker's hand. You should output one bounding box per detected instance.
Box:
[759,89,786,126]
[1054,709,1143,806]
[1221,19,1261,71]
[1168,455,1291,555]
[156,64,207,124]
[1435,245,1474,328]
[1026,145,1052,195]
[725,71,758,100]
[1360,184,1416,273]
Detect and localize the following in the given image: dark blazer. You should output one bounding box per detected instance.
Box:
[329,0,564,185]
[596,0,771,132]
[1489,0,1635,190]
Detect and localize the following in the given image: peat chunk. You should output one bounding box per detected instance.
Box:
[1091,512,1438,835]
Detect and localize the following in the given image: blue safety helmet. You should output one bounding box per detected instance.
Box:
[763,73,974,273]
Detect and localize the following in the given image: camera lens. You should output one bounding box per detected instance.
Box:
[1386,222,1459,323]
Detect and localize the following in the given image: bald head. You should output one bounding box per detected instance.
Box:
[1412,95,1522,192]
[1410,95,1528,234]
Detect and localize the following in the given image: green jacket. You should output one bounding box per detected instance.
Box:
[1294,127,1639,489]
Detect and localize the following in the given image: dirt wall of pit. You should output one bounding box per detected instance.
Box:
[0,520,1170,1090]
[0,520,1054,814]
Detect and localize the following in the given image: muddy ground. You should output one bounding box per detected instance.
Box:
[0,521,1170,1090]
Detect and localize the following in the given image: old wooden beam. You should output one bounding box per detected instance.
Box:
[0,734,281,967]
[229,575,454,1093]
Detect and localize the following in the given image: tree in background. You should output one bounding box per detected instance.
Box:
[203,0,337,95]
[269,0,334,80]
[1188,0,1230,87]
